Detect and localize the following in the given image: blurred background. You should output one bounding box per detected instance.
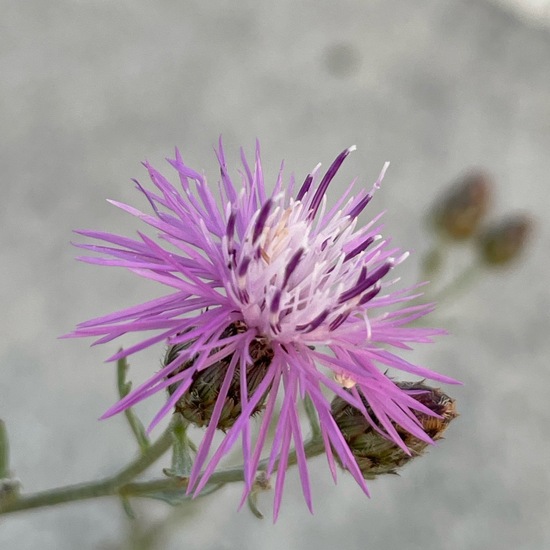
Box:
[1,1,549,549]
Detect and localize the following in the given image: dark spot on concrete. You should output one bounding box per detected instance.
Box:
[323,42,361,77]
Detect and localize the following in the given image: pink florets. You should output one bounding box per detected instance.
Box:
[68,139,458,518]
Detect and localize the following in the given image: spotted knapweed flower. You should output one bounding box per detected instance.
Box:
[69,140,458,518]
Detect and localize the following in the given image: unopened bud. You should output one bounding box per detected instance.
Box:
[478,214,533,266]
[165,322,273,432]
[432,171,493,240]
[331,381,457,479]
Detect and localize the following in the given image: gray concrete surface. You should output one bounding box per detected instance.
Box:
[1,1,549,549]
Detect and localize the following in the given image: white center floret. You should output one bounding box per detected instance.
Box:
[227,191,402,346]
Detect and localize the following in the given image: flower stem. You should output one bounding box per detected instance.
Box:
[110,422,174,486]
[0,420,9,479]
[0,425,326,517]
[117,356,150,453]
[303,396,321,439]
[432,262,482,304]
[210,436,325,484]
[120,436,326,498]
[420,237,447,282]
[0,418,174,516]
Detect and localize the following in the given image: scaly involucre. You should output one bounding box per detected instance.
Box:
[69,140,457,518]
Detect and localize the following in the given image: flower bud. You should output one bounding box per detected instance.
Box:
[432,171,493,240]
[478,214,533,266]
[165,322,274,432]
[331,381,457,478]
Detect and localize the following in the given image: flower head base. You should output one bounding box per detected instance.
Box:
[331,380,458,479]
[68,139,459,519]
[478,214,533,266]
[432,170,493,240]
[165,322,274,431]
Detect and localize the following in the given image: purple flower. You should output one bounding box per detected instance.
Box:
[68,140,458,518]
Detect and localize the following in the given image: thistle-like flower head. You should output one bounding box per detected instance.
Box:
[68,140,458,518]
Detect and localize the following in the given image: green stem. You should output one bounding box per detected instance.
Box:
[0,417,174,516]
[0,431,326,517]
[210,437,326,486]
[431,263,482,304]
[0,420,9,479]
[0,399,327,520]
[117,357,150,453]
[121,436,325,498]
[303,396,321,439]
[420,238,447,282]
[166,415,194,478]
[110,423,174,486]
